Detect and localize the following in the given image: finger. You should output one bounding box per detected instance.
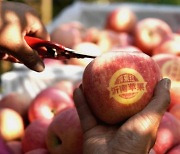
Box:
[120,78,171,144]
[73,87,98,132]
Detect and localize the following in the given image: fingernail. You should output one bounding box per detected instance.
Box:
[34,61,45,72]
[164,78,171,90]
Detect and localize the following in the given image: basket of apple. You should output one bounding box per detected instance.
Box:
[0,2,180,154]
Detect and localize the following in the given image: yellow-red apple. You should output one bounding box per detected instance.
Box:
[46,107,83,154]
[82,51,161,124]
[134,18,172,55]
[22,119,51,153]
[0,108,24,141]
[105,7,136,33]
[28,87,74,122]
[153,112,180,154]
[152,54,180,109]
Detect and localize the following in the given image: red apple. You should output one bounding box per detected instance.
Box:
[152,54,180,109]
[67,42,102,67]
[28,87,74,122]
[82,51,161,124]
[105,7,136,33]
[134,18,172,55]
[153,112,180,154]
[50,21,84,49]
[0,108,24,141]
[7,141,22,154]
[0,92,31,117]
[46,107,83,154]
[22,119,51,153]
[167,144,180,154]
[110,45,142,53]
[83,27,100,43]
[52,80,74,98]
[153,39,180,56]
[25,148,50,154]
[169,104,180,121]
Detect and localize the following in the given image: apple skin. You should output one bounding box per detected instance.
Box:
[152,54,180,109]
[22,119,51,153]
[46,107,83,154]
[7,141,22,154]
[134,18,172,55]
[167,144,180,154]
[82,51,161,124]
[24,148,50,154]
[169,104,180,121]
[28,87,74,122]
[105,7,136,33]
[153,112,180,154]
[0,108,24,141]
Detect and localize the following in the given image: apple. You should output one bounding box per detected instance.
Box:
[134,18,172,55]
[110,45,142,53]
[52,80,74,98]
[152,54,180,109]
[116,32,135,47]
[66,42,102,67]
[46,107,83,154]
[97,30,122,53]
[28,87,74,122]
[152,38,180,56]
[22,119,51,153]
[105,7,137,33]
[7,141,22,154]
[0,137,11,154]
[169,104,180,121]
[25,148,50,154]
[50,21,84,48]
[83,27,100,43]
[82,51,161,124]
[167,144,180,154]
[0,92,31,119]
[0,108,24,141]
[153,112,180,154]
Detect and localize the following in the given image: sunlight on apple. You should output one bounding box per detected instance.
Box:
[40,106,54,119]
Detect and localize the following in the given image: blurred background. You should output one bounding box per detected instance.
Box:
[1,0,180,75]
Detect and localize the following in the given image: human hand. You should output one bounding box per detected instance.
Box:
[73,78,171,154]
[0,1,49,72]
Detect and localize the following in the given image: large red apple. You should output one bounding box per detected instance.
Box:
[82,51,161,124]
[134,18,172,55]
[153,112,180,154]
[152,54,180,109]
[28,87,74,122]
[0,108,24,141]
[105,7,137,33]
[46,107,83,154]
[22,119,51,153]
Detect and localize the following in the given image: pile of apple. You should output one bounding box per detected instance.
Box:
[0,80,83,154]
[0,6,180,154]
